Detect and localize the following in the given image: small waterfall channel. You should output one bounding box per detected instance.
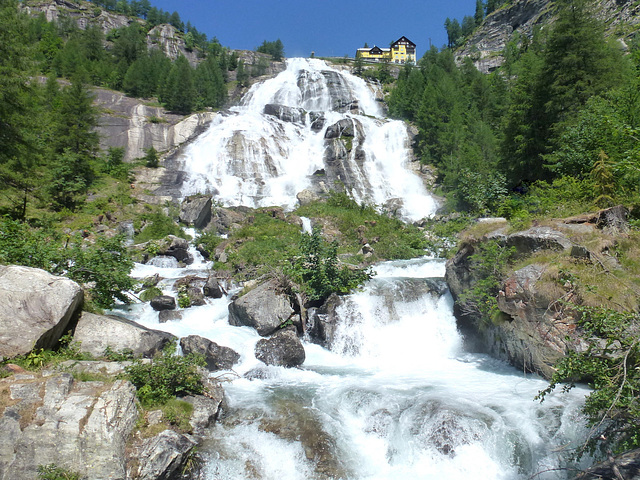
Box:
[117,59,589,479]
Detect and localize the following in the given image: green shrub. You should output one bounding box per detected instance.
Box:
[10,334,90,372]
[458,240,516,323]
[124,343,206,407]
[0,218,134,309]
[135,212,185,243]
[37,464,84,480]
[538,306,640,457]
[139,287,163,302]
[286,227,372,301]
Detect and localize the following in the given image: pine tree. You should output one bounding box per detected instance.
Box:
[474,0,485,25]
[160,56,195,114]
[0,0,43,218]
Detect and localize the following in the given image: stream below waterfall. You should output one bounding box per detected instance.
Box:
[118,58,590,479]
[120,254,589,480]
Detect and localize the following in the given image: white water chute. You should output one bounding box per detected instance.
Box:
[178,58,436,222]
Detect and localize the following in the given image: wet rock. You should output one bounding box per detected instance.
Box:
[159,235,193,265]
[228,279,295,336]
[574,448,640,479]
[74,312,176,358]
[263,104,306,124]
[203,276,227,298]
[307,293,344,348]
[254,328,305,367]
[180,335,240,371]
[158,310,183,323]
[150,295,177,311]
[309,111,325,131]
[0,265,83,359]
[179,195,212,229]
[182,394,223,436]
[258,398,349,478]
[325,118,355,139]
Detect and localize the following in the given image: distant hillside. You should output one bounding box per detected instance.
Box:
[457,0,640,72]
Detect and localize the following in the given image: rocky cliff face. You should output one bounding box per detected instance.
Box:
[23,0,131,34]
[94,87,217,162]
[458,0,640,73]
[445,208,631,379]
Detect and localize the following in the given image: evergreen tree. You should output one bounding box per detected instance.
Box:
[541,0,626,130]
[169,11,183,32]
[194,55,226,109]
[474,0,485,25]
[54,75,99,158]
[160,55,195,114]
[485,0,500,15]
[0,0,42,218]
[461,15,476,38]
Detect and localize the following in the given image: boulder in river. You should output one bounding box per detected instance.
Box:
[150,295,177,311]
[180,335,240,371]
[228,279,295,336]
[254,327,305,367]
[179,194,212,229]
[0,265,83,359]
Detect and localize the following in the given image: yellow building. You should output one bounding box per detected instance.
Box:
[356,36,416,64]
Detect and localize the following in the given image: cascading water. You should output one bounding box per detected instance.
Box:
[178,58,435,221]
[116,58,590,479]
[123,257,589,480]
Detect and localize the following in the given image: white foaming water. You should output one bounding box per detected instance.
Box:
[178,58,436,221]
[118,257,589,480]
[118,57,588,479]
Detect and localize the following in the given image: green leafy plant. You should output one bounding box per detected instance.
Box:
[458,240,516,323]
[124,342,206,407]
[177,285,191,308]
[139,286,163,302]
[538,306,640,457]
[37,464,84,480]
[286,226,373,302]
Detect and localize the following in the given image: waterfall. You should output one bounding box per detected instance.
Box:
[113,58,590,479]
[120,257,589,480]
[178,58,436,222]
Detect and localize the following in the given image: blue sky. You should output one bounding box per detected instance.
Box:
[150,0,478,58]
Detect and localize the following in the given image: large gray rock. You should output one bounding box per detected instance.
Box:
[179,195,212,229]
[127,429,197,480]
[325,118,355,139]
[307,293,344,348]
[505,227,573,257]
[94,88,217,162]
[254,328,306,367]
[494,264,582,378]
[74,312,176,358]
[150,295,177,311]
[203,276,226,298]
[180,335,240,371]
[0,374,138,480]
[159,235,193,265]
[0,265,83,359]
[264,104,306,124]
[228,279,295,336]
